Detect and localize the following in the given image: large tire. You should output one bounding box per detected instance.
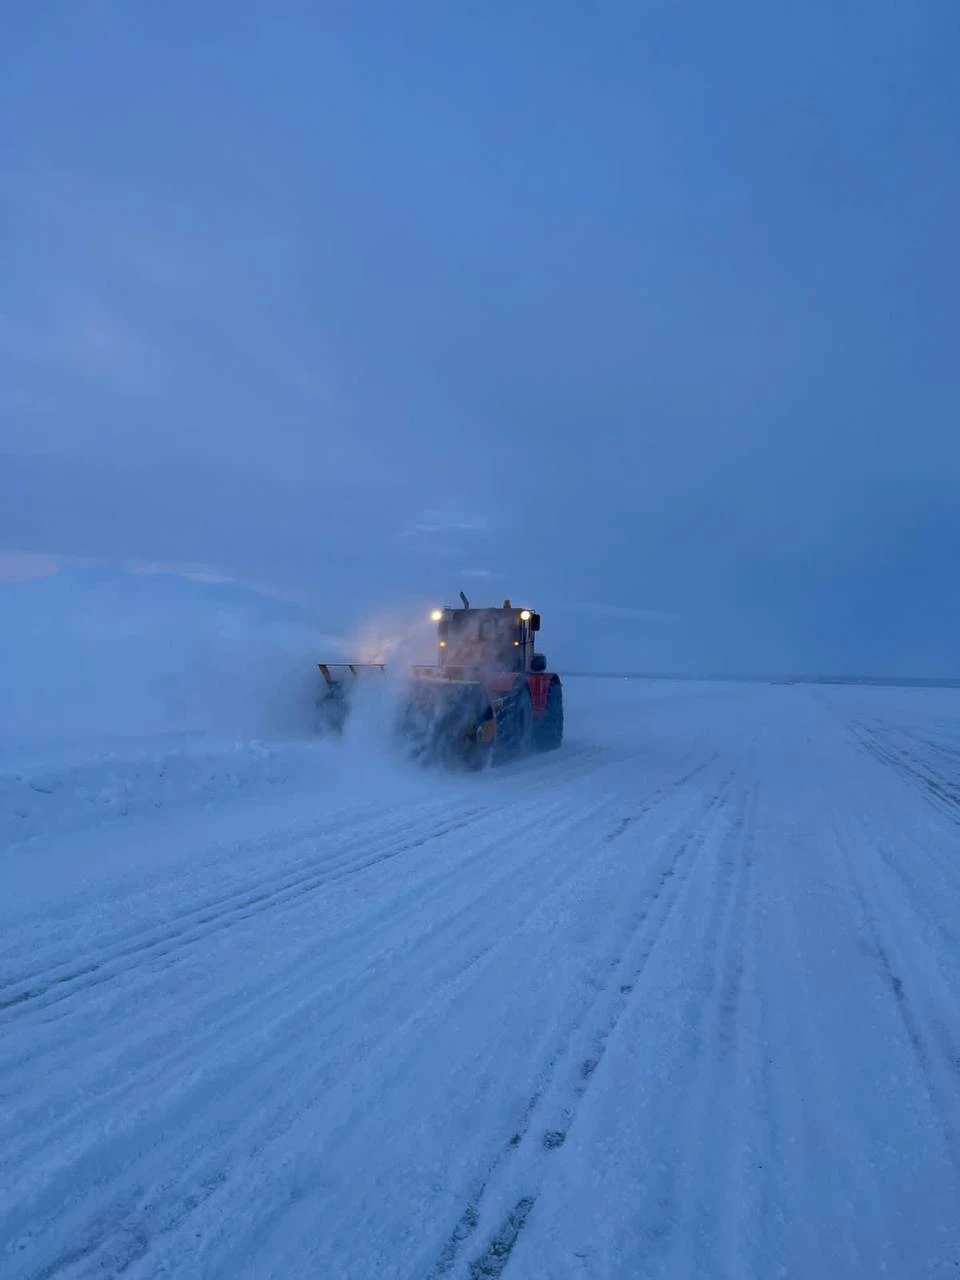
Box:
[494,679,533,765]
[535,680,564,751]
[397,681,492,771]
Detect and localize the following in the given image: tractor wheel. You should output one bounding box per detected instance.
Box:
[459,701,496,772]
[535,680,564,751]
[494,679,533,764]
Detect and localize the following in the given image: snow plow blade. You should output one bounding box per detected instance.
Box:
[315,662,386,734]
[315,662,495,769]
[398,673,496,770]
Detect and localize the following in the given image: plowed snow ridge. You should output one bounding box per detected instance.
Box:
[2,679,960,1279]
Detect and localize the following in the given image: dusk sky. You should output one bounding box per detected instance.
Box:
[2,1,958,675]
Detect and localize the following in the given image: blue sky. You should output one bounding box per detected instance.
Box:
[1,1,958,674]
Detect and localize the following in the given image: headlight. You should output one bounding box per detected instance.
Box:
[430,609,443,622]
[520,610,531,621]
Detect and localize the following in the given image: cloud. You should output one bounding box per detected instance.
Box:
[1,192,337,455]
[123,559,236,585]
[392,533,459,558]
[0,550,59,583]
[407,507,490,535]
[394,504,492,557]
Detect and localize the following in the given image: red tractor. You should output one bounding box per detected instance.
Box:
[317,593,563,769]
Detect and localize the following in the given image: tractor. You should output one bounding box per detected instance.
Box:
[317,593,563,769]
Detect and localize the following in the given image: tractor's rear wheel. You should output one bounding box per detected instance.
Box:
[535,680,564,751]
[494,679,533,764]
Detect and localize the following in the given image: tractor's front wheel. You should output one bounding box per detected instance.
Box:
[494,679,533,764]
[459,702,495,771]
[535,680,564,751]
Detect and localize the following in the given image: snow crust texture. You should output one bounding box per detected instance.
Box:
[2,679,960,1278]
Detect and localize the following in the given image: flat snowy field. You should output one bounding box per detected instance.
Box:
[3,678,960,1279]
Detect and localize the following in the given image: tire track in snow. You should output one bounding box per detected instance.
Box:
[0,741,721,1280]
[608,782,752,1277]
[0,806,489,1019]
[0,796,459,978]
[834,820,960,1182]
[848,717,960,905]
[738,791,784,1276]
[123,791,665,1280]
[0,744,640,1051]
[0,791,438,957]
[477,776,747,1280]
[0,779,665,1277]
[601,754,719,846]
[123,754,724,1280]
[540,770,743,1161]
[0,789,588,1175]
[681,784,758,1278]
[850,720,960,825]
[0,739,620,981]
[430,766,737,1280]
[891,724,960,768]
[871,837,960,981]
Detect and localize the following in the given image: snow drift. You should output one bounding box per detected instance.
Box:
[0,567,453,852]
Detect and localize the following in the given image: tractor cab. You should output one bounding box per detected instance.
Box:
[432,597,543,674]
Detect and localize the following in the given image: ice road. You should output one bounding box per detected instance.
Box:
[2,678,960,1279]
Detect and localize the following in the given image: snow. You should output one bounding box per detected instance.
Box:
[0,567,341,745]
[2,578,960,1277]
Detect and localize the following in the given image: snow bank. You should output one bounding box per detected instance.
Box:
[0,684,433,856]
[0,567,422,851]
[0,738,321,850]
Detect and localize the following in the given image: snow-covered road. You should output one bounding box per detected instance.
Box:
[2,680,960,1279]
